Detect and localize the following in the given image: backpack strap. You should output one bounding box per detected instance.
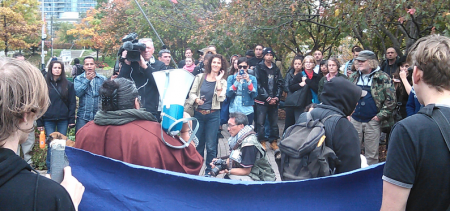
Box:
[418,104,450,152]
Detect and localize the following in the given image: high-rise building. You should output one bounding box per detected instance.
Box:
[39,0,97,19]
[39,0,97,37]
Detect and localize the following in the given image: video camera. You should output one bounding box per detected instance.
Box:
[121,33,147,62]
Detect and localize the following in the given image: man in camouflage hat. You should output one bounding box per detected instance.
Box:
[348,50,396,165]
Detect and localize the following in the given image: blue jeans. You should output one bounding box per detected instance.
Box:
[75,118,90,134]
[44,119,69,172]
[194,110,220,175]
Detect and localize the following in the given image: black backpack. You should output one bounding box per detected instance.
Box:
[279,112,342,181]
[75,64,84,77]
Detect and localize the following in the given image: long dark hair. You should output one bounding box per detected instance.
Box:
[205,54,228,79]
[392,65,412,95]
[46,61,69,102]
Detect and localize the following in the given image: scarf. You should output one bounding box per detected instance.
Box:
[228,125,254,150]
[183,64,196,73]
[94,109,157,126]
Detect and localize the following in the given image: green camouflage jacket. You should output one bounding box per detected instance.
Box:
[349,68,397,128]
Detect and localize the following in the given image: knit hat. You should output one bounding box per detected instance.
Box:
[262,47,276,57]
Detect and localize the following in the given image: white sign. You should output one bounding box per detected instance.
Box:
[61,50,72,62]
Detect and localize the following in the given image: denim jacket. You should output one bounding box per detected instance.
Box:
[226,74,258,106]
[74,72,107,121]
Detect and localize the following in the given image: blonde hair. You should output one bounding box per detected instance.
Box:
[0,58,49,145]
[407,34,450,92]
[303,55,316,69]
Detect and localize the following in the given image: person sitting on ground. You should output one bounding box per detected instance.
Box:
[75,78,203,175]
[297,77,362,174]
[210,112,276,181]
[0,58,84,210]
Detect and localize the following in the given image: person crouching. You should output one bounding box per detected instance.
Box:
[210,112,276,181]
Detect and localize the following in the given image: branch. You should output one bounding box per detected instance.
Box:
[379,24,401,49]
[283,42,297,54]
[395,22,415,40]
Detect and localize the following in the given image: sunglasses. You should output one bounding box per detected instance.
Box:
[238,65,248,69]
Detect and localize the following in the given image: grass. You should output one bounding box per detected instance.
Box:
[82,49,95,57]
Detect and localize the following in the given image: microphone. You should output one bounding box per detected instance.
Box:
[123,41,134,51]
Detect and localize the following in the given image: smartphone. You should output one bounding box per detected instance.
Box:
[239,69,245,75]
[393,78,401,82]
[201,95,206,101]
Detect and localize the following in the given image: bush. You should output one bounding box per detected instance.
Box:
[95,61,109,68]
[31,129,47,170]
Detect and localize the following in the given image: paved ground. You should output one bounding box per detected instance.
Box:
[200,119,285,181]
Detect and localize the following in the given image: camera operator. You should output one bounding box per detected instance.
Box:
[210,112,276,181]
[119,37,165,121]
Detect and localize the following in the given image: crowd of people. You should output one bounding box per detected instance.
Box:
[1,34,449,210]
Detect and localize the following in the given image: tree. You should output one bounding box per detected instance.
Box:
[54,22,76,44]
[337,0,450,57]
[67,9,105,60]
[0,0,42,55]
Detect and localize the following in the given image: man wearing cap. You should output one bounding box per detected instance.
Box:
[297,77,362,173]
[349,50,396,165]
[254,47,284,151]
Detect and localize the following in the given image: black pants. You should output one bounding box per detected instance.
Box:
[284,107,304,132]
[255,104,279,143]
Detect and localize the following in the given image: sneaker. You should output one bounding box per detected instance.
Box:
[260,141,267,150]
[270,141,279,150]
[217,131,224,139]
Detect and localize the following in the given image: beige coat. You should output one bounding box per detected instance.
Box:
[189,73,227,110]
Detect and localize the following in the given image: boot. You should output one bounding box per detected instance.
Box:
[260,141,267,150]
[270,141,279,150]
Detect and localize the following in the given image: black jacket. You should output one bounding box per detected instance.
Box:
[37,78,76,127]
[0,148,75,210]
[255,61,284,104]
[248,57,263,68]
[192,62,204,76]
[297,77,362,173]
[119,59,165,118]
[380,58,400,77]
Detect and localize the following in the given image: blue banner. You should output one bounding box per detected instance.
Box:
[66,147,383,211]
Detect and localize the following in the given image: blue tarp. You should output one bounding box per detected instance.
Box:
[66,147,384,211]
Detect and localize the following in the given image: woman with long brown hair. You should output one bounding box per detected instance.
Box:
[189,54,228,175]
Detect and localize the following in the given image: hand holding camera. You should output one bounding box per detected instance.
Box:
[210,158,229,177]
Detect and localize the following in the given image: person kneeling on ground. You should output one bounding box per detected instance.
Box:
[210,112,276,181]
[75,78,203,175]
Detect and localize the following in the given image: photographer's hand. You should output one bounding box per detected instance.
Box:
[60,167,85,211]
[138,55,148,69]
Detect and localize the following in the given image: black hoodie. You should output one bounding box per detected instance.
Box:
[297,77,362,174]
[0,148,75,211]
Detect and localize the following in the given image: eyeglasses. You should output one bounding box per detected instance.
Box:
[228,123,241,127]
[238,65,248,69]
